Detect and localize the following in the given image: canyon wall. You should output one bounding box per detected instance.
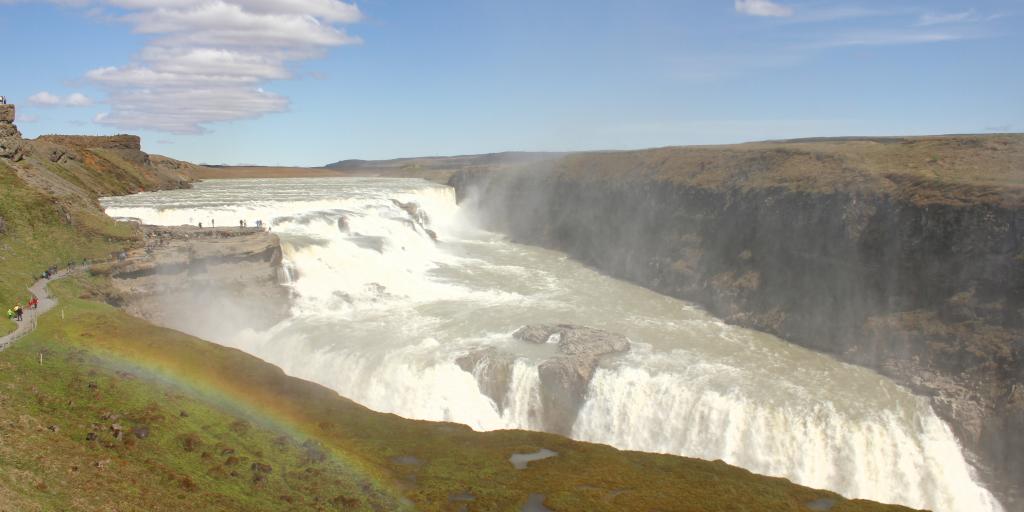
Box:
[449,135,1024,507]
[99,226,289,341]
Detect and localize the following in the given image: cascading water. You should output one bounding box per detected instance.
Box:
[101,177,1003,512]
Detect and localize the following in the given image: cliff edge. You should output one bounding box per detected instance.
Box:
[450,133,1024,508]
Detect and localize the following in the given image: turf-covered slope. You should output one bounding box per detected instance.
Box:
[0,276,918,512]
[0,133,194,335]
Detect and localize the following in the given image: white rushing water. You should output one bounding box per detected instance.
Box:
[101,177,1003,512]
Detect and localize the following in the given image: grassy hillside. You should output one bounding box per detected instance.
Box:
[0,163,135,335]
[0,135,196,334]
[0,275,917,512]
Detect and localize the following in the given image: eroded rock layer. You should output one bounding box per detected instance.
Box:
[102,226,289,338]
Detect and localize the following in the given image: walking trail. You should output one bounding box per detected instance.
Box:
[0,270,72,350]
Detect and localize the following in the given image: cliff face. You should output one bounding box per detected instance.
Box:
[449,135,1024,507]
[100,226,289,341]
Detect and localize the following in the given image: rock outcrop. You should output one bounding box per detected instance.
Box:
[0,104,24,160]
[449,135,1024,508]
[101,226,289,340]
[458,324,630,434]
[35,134,142,151]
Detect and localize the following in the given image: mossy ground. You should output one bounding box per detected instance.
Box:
[0,275,919,511]
[0,163,137,335]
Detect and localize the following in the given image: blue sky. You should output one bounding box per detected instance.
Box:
[1,0,1021,165]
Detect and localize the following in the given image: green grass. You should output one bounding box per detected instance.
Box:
[0,163,138,335]
[0,275,920,512]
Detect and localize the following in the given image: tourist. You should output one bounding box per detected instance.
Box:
[5,308,12,322]
[29,297,38,309]
[199,222,203,228]
[14,305,23,322]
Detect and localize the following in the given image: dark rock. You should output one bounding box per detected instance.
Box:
[0,138,26,161]
[515,324,630,358]
[538,356,597,434]
[456,348,517,412]
[391,199,430,226]
[86,432,97,442]
[133,426,150,439]
[512,325,561,344]
[0,104,14,123]
[462,325,630,434]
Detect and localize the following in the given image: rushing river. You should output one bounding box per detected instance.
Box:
[102,177,1002,512]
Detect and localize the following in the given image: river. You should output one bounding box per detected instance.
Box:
[101,177,1002,512]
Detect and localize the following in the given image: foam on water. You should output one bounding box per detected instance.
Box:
[101,178,1003,512]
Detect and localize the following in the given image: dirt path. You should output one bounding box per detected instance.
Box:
[0,270,72,350]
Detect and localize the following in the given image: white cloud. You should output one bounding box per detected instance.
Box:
[735,0,793,17]
[75,0,363,133]
[29,91,62,106]
[917,9,1001,27]
[811,30,974,48]
[65,92,93,106]
[918,10,976,26]
[28,91,93,106]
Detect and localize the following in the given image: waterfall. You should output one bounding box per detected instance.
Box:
[101,177,1004,512]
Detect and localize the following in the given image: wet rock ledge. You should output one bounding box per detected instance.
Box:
[96,225,289,337]
[458,324,630,434]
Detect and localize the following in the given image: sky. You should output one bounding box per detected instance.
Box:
[0,0,1021,166]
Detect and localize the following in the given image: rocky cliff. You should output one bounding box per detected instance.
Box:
[449,134,1024,508]
[97,226,289,341]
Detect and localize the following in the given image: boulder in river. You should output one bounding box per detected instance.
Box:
[461,324,630,435]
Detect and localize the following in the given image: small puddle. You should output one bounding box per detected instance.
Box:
[509,448,558,469]
[389,455,423,466]
[522,493,552,512]
[806,498,836,511]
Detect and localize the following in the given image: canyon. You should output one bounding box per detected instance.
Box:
[447,135,1024,507]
